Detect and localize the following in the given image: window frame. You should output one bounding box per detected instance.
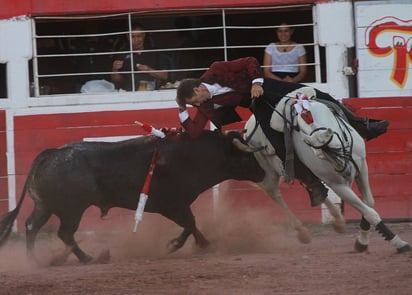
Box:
[28,5,324,107]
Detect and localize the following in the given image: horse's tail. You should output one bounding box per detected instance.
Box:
[0,149,54,247]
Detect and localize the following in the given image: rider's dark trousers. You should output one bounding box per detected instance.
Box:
[252,95,319,187]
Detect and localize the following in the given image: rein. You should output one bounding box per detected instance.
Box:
[248,96,298,181]
[260,96,300,132]
[244,117,260,144]
[245,96,298,147]
[307,127,334,149]
[307,113,360,176]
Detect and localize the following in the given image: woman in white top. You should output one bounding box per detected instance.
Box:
[263,22,307,83]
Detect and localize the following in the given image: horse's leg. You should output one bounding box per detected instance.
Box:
[354,216,370,252]
[353,164,374,252]
[323,197,345,233]
[355,164,375,208]
[25,204,52,264]
[257,173,311,244]
[328,183,411,253]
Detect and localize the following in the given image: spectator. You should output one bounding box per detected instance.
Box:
[111,23,169,91]
[263,22,307,83]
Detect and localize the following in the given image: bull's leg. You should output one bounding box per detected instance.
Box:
[168,228,191,252]
[162,206,210,253]
[55,214,93,264]
[25,204,52,263]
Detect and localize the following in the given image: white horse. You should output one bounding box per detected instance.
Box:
[248,86,410,253]
[245,115,345,244]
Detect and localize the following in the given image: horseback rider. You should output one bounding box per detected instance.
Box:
[175,57,389,206]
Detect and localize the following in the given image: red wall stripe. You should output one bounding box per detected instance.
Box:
[0,0,315,19]
[5,97,412,231]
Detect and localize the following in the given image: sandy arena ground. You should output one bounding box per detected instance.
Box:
[0,201,411,295]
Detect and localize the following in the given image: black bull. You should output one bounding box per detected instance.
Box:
[0,130,264,263]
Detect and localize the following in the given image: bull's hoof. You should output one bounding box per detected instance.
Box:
[95,249,111,264]
[49,247,72,266]
[167,238,184,253]
[354,240,368,252]
[197,239,211,249]
[397,244,412,253]
[80,254,93,264]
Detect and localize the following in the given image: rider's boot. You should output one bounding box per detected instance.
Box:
[294,159,328,207]
[315,91,389,141]
[338,103,390,141]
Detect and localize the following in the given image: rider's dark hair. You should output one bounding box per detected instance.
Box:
[176,78,201,106]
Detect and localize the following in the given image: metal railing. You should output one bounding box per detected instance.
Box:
[31,5,321,96]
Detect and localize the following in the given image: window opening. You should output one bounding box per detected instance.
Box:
[31,5,324,96]
[0,63,6,98]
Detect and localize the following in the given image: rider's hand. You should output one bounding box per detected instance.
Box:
[251,83,264,99]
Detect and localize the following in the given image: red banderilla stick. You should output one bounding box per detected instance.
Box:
[133,149,158,233]
[135,121,165,138]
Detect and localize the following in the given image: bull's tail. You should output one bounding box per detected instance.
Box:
[0,179,29,247]
[0,148,55,247]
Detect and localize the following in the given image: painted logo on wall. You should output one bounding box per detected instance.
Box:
[365,17,412,88]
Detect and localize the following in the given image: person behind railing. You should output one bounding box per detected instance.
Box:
[111,22,169,91]
[263,22,307,83]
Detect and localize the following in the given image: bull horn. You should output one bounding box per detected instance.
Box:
[232,138,264,152]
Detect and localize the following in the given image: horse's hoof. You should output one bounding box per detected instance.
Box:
[332,220,346,234]
[397,244,412,253]
[354,240,368,252]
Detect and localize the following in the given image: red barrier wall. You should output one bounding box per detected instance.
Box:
[0,0,316,19]
[9,97,412,233]
[342,97,412,220]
